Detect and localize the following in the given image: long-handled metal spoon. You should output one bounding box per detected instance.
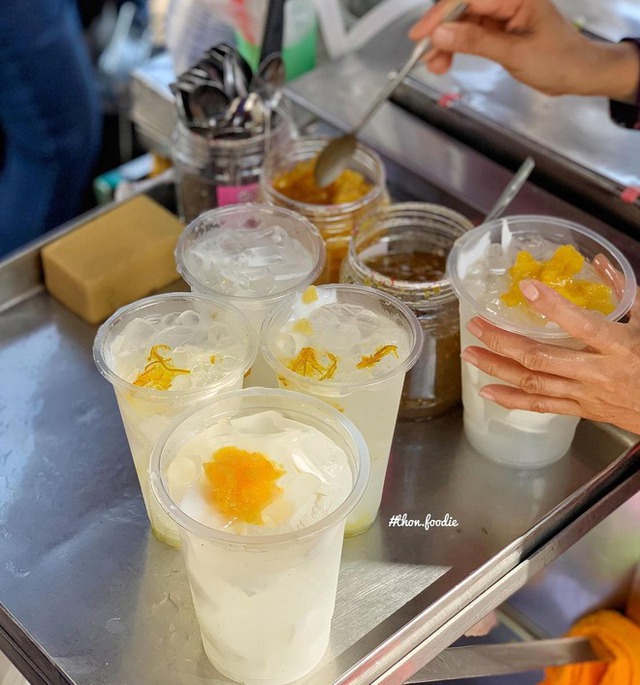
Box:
[484,156,535,222]
[314,1,468,188]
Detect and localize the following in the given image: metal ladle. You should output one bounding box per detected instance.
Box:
[314,1,468,188]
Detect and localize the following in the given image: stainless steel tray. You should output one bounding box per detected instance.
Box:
[1,183,639,684]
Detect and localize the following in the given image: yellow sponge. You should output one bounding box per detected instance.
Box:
[42,195,184,324]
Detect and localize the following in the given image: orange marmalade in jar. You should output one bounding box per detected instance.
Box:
[260,136,388,284]
[341,202,473,420]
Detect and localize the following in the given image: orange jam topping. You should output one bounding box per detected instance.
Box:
[356,345,399,369]
[133,345,190,390]
[302,285,318,304]
[287,347,339,380]
[203,446,285,525]
[273,159,372,205]
[501,245,615,314]
[292,318,314,336]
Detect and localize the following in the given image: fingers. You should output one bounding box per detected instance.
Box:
[518,280,626,354]
[594,254,640,327]
[593,253,625,298]
[629,289,640,327]
[409,0,521,40]
[425,22,520,65]
[477,384,585,418]
[464,316,606,382]
[409,0,471,40]
[462,345,587,400]
[423,50,453,74]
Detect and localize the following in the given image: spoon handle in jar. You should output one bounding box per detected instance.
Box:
[484,156,536,222]
[353,1,468,135]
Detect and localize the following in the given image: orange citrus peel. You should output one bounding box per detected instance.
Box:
[203,446,285,525]
[133,344,190,390]
[501,244,615,314]
[286,347,340,380]
[356,345,399,369]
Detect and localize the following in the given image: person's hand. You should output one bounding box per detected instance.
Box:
[460,254,640,435]
[409,0,640,102]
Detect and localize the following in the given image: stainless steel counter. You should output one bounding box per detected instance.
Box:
[0,198,639,685]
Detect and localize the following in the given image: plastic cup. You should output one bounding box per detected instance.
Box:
[260,135,389,284]
[175,204,326,388]
[261,284,423,536]
[93,293,257,546]
[149,388,369,685]
[447,215,636,468]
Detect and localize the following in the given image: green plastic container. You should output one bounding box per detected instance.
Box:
[235,0,318,81]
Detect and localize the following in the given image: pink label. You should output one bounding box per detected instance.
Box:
[216,183,260,206]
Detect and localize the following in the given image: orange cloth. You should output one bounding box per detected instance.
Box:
[539,610,640,685]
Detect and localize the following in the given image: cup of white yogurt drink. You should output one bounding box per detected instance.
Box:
[93,293,257,545]
[149,387,369,685]
[175,203,326,388]
[260,284,423,536]
[446,215,636,468]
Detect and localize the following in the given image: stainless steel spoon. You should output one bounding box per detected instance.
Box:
[314,1,468,187]
[250,52,286,110]
[189,84,230,128]
[225,92,267,133]
[484,156,535,222]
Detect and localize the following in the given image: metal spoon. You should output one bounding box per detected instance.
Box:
[484,156,535,222]
[225,92,267,133]
[189,84,230,128]
[250,52,286,109]
[314,1,468,187]
[222,53,238,100]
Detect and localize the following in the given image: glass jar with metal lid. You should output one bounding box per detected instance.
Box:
[260,135,388,284]
[340,202,473,420]
[171,112,293,223]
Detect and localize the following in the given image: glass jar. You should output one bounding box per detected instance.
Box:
[260,135,388,284]
[171,112,293,223]
[340,202,473,420]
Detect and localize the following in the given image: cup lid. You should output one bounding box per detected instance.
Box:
[260,283,424,390]
[446,215,637,339]
[149,387,370,547]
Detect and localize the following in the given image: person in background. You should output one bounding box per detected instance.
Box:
[0,0,103,258]
[409,0,640,436]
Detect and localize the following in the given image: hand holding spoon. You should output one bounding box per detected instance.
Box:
[314,1,468,188]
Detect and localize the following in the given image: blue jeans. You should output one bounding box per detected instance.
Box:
[0,0,102,258]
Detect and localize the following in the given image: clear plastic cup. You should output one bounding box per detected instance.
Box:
[149,388,369,685]
[340,201,474,420]
[261,284,423,535]
[175,203,326,388]
[260,135,389,284]
[447,215,636,468]
[93,293,257,545]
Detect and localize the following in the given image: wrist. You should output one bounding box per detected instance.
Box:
[576,39,640,103]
